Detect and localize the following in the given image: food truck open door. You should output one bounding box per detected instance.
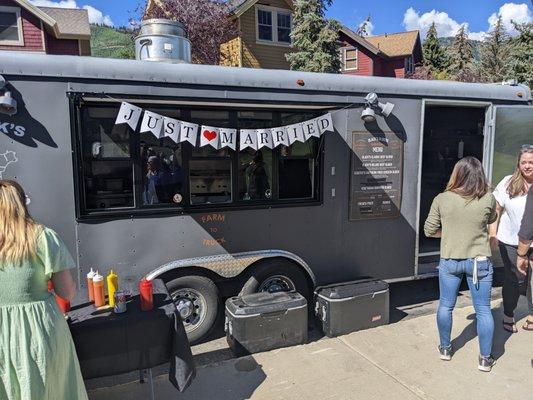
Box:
[487,105,533,268]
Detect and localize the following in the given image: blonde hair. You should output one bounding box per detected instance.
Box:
[446,156,489,200]
[0,180,42,265]
[506,146,533,198]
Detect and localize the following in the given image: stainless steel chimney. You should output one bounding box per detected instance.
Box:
[135,19,191,63]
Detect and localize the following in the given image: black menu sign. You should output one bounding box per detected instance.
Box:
[349,131,404,220]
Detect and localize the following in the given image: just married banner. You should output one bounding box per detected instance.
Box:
[115,102,334,151]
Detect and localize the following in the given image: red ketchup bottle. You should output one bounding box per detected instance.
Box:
[139,278,154,311]
[48,280,71,314]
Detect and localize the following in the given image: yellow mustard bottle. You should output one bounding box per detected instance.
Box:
[106,269,118,307]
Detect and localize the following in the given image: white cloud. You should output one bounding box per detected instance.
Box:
[29,0,114,26]
[83,5,113,26]
[403,7,464,38]
[488,3,533,35]
[404,3,532,41]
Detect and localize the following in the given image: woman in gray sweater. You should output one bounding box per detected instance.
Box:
[424,156,498,372]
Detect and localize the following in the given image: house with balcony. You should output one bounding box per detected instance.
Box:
[0,0,91,55]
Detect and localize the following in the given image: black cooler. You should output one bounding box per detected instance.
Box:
[225,291,307,356]
[314,279,389,337]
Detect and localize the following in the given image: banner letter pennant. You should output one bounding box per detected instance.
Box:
[286,123,305,144]
[302,118,321,140]
[219,128,237,151]
[317,113,334,134]
[256,129,273,149]
[140,110,164,138]
[115,102,142,130]
[179,121,199,146]
[163,117,180,143]
[200,125,220,149]
[271,127,289,148]
[239,129,258,151]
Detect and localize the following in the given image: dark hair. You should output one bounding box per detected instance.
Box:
[445,156,489,200]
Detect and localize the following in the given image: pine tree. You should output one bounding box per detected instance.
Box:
[480,16,510,82]
[422,23,449,73]
[286,0,341,73]
[450,25,473,72]
[506,22,533,88]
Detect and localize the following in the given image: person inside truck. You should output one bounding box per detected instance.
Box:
[490,145,533,333]
[0,180,88,400]
[143,155,173,204]
[424,156,498,372]
[246,150,270,200]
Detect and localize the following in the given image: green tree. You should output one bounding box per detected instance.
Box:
[506,22,533,88]
[450,25,473,71]
[480,16,510,82]
[286,0,341,73]
[422,22,450,73]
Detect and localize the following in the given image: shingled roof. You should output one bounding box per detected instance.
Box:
[10,0,90,39]
[365,30,420,58]
[39,7,91,38]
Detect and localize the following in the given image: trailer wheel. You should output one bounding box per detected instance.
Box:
[239,259,311,300]
[166,275,219,344]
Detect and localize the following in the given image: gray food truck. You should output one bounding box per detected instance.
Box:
[1,50,532,344]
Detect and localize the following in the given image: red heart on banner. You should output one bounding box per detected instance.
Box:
[203,130,217,141]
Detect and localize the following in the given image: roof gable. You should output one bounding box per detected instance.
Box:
[365,30,420,58]
[229,0,294,17]
[8,0,90,39]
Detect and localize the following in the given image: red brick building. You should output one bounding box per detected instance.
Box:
[338,27,422,78]
[0,0,91,56]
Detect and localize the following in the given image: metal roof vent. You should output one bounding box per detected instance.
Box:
[135,19,191,63]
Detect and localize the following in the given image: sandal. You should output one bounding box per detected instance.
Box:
[522,320,533,331]
[503,320,518,333]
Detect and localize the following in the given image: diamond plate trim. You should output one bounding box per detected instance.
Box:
[145,249,316,285]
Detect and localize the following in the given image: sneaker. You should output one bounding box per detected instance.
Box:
[478,355,496,372]
[438,345,452,361]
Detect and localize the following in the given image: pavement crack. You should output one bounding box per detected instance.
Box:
[337,337,435,400]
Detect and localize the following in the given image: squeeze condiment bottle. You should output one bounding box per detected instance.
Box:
[87,268,96,302]
[93,271,105,308]
[139,278,153,311]
[107,269,118,307]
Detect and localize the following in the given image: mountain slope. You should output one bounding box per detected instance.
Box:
[90,24,135,59]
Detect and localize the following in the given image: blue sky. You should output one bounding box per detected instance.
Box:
[29,1,533,40]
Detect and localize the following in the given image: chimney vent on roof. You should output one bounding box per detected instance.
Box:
[135,19,191,63]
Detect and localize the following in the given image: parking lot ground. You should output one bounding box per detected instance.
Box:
[88,291,532,400]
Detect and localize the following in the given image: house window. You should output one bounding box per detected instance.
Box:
[0,6,23,45]
[340,47,358,71]
[75,103,323,218]
[405,55,414,74]
[256,6,292,45]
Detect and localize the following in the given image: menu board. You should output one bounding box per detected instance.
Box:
[349,131,404,220]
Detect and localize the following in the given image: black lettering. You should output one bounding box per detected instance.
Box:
[147,116,159,129]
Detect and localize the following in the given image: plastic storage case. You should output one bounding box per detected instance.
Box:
[314,279,389,337]
[225,291,308,356]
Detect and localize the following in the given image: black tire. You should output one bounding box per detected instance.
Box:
[239,259,311,301]
[166,275,219,345]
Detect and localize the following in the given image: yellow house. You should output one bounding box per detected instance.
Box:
[144,0,295,69]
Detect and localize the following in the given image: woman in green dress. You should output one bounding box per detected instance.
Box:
[0,180,88,400]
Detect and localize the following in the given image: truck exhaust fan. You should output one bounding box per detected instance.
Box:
[135,19,191,63]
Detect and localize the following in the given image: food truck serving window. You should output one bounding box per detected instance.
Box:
[74,103,323,217]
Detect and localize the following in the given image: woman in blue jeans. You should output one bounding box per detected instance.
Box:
[424,157,498,372]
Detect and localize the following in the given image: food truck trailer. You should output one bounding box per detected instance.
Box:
[1,51,532,343]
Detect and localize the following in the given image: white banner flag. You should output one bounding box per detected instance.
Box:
[317,113,334,134]
[179,121,199,146]
[219,128,237,150]
[115,102,142,130]
[239,129,257,151]
[271,126,289,148]
[163,117,180,143]
[302,118,321,140]
[140,110,164,137]
[256,129,273,149]
[286,123,305,144]
[200,125,220,149]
